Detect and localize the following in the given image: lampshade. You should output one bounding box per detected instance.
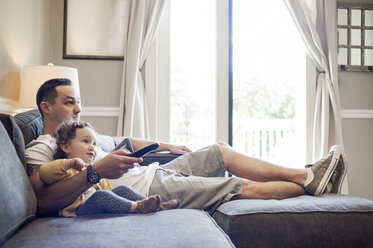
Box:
[18,64,80,108]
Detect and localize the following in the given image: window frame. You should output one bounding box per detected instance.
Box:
[148,0,314,163]
[337,3,373,72]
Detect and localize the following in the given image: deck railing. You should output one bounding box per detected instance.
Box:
[233,119,297,163]
[172,118,300,167]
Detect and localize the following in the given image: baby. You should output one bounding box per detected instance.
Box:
[39,121,179,217]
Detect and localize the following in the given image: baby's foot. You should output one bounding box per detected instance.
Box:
[135,195,161,214]
[159,199,180,211]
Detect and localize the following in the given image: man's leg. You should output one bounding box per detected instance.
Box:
[217,141,307,185]
[218,142,342,196]
[149,168,242,211]
[235,179,306,200]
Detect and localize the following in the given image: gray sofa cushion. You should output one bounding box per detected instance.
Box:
[0,114,25,166]
[0,123,37,245]
[213,194,373,248]
[14,109,43,146]
[3,209,234,248]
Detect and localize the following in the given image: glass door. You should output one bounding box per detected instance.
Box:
[231,0,306,168]
[169,0,217,150]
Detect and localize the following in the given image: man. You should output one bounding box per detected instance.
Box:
[25,78,346,214]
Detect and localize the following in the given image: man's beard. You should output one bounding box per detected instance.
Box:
[71,114,80,121]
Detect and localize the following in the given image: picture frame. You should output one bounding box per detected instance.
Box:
[63,0,129,60]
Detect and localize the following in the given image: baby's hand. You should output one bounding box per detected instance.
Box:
[70,158,86,171]
[65,158,86,171]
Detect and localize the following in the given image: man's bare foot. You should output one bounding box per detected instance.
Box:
[158,199,180,211]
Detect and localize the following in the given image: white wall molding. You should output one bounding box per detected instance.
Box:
[341,109,373,119]
[0,100,120,117]
[81,107,120,117]
[5,100,373,120]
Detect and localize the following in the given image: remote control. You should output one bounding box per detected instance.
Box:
[128,143,160,157]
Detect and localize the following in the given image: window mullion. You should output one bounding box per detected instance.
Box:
[216,0,230,144]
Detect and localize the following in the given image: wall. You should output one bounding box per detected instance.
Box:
[0,0,52,107]
[0,0,123,136]
[50,0,122,136]
[338,0,373,200]
[340,73,373,200]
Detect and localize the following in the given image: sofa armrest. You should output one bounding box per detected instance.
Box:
[141,152,181,166]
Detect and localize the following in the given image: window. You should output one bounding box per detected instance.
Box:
[231,0,306,168]
[337,3,373,71]
[169,0,217,150]
[156,0,309,167]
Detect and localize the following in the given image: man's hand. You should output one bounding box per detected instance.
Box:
[92,150,142,179]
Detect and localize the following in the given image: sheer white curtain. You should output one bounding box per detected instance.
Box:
[117,0,166,138]
[284,0,348,193]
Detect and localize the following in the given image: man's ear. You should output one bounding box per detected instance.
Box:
[40,101,52,116]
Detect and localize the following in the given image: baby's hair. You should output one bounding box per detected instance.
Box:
[54,121,95,159]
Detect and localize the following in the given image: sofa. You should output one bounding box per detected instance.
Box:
[1,110,373,248]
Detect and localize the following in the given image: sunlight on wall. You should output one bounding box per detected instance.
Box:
[0,71,20,101]
[0,0,52,106]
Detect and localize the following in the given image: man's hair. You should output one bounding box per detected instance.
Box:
[36,78,73,118]
[54,120,94,159]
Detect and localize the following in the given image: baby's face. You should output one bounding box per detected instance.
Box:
[65,127,97,164]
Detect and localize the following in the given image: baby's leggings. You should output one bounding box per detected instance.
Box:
[76,185,146,216]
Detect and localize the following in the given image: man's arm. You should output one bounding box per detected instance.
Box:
[28,167,92,214]
[28,150,142,214]
[112,136,192,155]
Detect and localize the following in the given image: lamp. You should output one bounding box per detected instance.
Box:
[18,64,80,109]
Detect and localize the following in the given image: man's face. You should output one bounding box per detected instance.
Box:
[48,85,81,124]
